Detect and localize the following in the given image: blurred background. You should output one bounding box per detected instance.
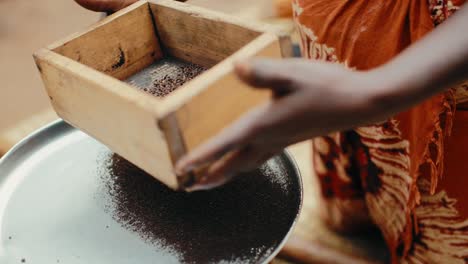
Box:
[0,0,99,153]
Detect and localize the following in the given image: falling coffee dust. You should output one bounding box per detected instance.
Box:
[99,154,299,264]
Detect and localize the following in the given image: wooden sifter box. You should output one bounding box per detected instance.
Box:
[33,0,292,190]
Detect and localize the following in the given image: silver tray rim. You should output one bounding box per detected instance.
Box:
[0,119,303,263]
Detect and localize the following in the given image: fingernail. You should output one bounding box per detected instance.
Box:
[186,172,237,192]
[234,60,252,76]
[178,166,212,191]
[183,174,211,192]
[185,181,223,192]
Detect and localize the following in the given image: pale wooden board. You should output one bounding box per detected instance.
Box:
[149,0,268,68]
[33,47,179,188]
[159,33,284,151]
[51,1,163,81]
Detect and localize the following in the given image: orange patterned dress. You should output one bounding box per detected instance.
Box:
[293,0,468,263]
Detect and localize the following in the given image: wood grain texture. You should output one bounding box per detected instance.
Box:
[33,49,178,189]
[159,33,284,151]
[51,1,163,80]
[149,0,269,68]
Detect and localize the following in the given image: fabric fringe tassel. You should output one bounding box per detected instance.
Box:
[401,179,468,264]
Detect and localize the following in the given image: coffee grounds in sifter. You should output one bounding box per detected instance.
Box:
[126,57,206,97]
[100,154,298,264]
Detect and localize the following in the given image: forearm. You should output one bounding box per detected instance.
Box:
[372,4,468,114]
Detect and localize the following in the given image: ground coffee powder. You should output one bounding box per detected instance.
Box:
[100,154,299,264]
[126,57,206,97]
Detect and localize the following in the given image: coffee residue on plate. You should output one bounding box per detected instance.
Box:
[100,154,299,264]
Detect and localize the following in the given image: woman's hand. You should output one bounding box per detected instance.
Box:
[175,4,468,192]
[175,58,389,191]
[74,0,138,12]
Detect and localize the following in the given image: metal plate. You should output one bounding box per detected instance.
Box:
[0,120,302,264]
